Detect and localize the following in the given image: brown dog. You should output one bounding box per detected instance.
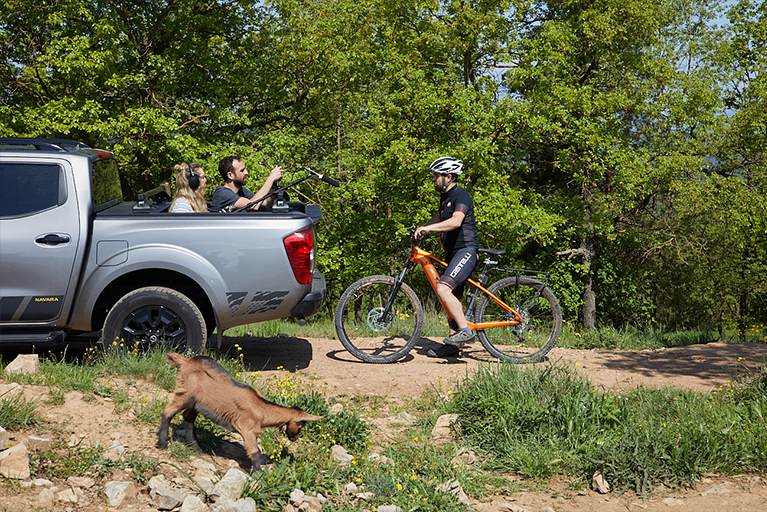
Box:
[156,353,322,470]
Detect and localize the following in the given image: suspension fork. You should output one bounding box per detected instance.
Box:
[380,243,434,320]
[380,259,415,320]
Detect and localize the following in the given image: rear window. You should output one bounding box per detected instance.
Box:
[0,163,66,217]
[92,156,122,209]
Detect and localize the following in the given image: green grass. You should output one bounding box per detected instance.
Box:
[0,395,41,431]
[224,312,741,352]
[555,323,718,350]
[29,446,159,483]
[449,360,767,494]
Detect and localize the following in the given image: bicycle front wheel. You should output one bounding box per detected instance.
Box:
[335,275,424,363]
[476,276,562,363]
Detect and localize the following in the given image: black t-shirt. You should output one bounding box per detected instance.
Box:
[208,185,254,212]
[439,185,478,256]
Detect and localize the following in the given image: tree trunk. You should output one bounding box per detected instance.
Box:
[581,236,597,329]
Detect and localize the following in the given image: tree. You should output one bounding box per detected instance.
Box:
[502,0,722,328]
[656,0,767,336]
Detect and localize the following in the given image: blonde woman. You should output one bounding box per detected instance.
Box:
[170,163,208,213]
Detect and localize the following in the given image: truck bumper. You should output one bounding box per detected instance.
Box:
[290,270,326,319]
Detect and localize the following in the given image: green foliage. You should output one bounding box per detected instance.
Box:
[2,0,765,330]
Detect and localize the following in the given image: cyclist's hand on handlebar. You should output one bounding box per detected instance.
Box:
[414,226,428,239]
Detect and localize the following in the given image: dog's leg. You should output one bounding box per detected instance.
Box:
[182,408,202,452]
[157,394,193,449]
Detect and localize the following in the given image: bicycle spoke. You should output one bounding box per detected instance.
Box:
[335,276,423,363]
[476,276,562,363]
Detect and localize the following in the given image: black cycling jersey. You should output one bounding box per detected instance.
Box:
[439,185,478,258]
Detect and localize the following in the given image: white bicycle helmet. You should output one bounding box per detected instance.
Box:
[427,156,463,176]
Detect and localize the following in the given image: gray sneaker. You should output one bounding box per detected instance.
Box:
[443,327,475,346]
[427,344,461,358]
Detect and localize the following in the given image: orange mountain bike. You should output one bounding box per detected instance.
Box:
[335,238,563,364]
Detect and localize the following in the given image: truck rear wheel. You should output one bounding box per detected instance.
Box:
[102,286,206,356]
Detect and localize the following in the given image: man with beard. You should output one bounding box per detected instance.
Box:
[209,156,285,212]
[415,156,479,358]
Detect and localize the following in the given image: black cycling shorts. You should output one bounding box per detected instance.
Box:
[438,247,478,298]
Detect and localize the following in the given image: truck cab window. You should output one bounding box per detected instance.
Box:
[0,163,66,217]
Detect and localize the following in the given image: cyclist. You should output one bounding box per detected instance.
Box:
[415,156,479,358]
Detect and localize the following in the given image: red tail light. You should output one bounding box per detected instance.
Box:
[283,229,315,285]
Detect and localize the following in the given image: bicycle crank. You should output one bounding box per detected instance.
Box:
[510,309,531,334]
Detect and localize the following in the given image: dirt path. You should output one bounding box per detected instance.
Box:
[229,335,767,397]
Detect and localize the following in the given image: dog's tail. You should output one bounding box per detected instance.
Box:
[164,352,186,368]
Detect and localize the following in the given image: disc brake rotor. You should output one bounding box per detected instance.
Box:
[367,307,392,332]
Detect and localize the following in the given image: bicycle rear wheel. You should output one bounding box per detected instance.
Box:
[335,275,424,363]
[475,276,562,363]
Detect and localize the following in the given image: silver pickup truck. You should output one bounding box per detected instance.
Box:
[0,138,328,354]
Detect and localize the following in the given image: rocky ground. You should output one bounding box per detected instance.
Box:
[1,335,767,512]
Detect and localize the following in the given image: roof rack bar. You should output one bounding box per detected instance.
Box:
[0,138,92,151]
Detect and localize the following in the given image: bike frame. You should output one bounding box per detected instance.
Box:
[380,242,524,331]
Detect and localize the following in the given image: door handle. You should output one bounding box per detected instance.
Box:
[36,234,71,245]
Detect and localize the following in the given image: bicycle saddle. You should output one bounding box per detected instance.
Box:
[479,248,506,255]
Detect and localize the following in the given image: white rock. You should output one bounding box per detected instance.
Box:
[180,494,210,512]
[0,426,9,449]
[0,383,23,401]
[376,506,403,512]
[209,467,249,502]
[57,487,78,503]
[108,440,126,453]
[23,478,53,488]
[190,457,217,473]
[299,496,322,512]
[328,403,344,414]
[26,435,52,451]
[290,488,306,505]
[331,444,354,465]
[37,488,55,510]
[432,414,460,446]
[105,480,137,508]
[234,497,258,512]
[212,497,257,512]
[67,476,96,488]
[0,443,30,479]
[149,475,185,510]
[5,354,39,375]
[591,472,610,494]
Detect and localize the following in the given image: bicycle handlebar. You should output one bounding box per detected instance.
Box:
[408,229,426,247]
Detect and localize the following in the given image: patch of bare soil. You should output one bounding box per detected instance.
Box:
[1,336,766,512]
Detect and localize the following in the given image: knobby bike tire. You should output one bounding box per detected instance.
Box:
[335,275,424,363]
[475,276,562,363]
